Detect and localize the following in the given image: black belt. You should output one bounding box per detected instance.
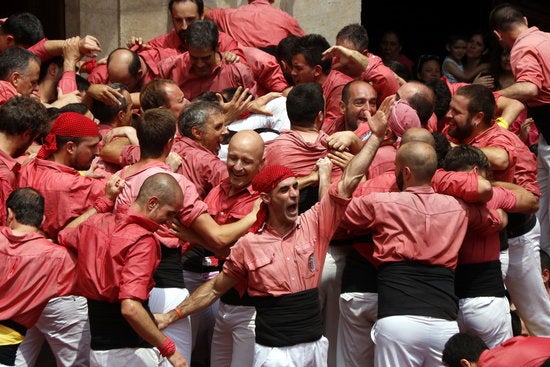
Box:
[529,104,550,142]
[507,213,536,238]
[252,288,322,347]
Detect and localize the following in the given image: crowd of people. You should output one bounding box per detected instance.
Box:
[1,1,550,367]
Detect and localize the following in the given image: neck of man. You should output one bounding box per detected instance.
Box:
[0,133,23,157]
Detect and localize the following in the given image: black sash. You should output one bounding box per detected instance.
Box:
[377,262,458,320]
[154,244,185,288]
[341,248,378,293]
[252,288,322,347]
[507,213,536,239]
[529,104,550,142]
[0,320,27,365]
[87,299,153,350]
[455,260,505,298]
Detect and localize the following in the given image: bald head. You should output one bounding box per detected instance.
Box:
[227,130,265,192]
[136,173,183,208]
[401,127,435,146]
[396,141,438,188]
[107,48,142,91]
[397,81,435,125]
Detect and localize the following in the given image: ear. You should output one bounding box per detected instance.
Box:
[542,268,550,283]
[190,126,203,141]
[65,141,77,155]
[5,34,15,47]
[339,100,346,115]
[48,62,60,77]
[314,110,324,128]
[6,208,14,226]
[8,71,21,86]
[313,64,323,78]
[146,196,160,211]
[459,358,474,367]
[260,192,270,205]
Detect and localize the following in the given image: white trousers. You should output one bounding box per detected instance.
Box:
[372,315,458,367]
[457,297,512,347]
[318,245,351,367]
[505,218,550,336]
[536,135,550,254]
[254,336,328,367]
[336,292,378,367]
[148,287,193,365]
[15,296,90,367]
[90,347,162,367]
[211,302,256,367]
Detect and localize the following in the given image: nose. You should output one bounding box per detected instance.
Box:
[180,20,188,31]
[289,186,298,198]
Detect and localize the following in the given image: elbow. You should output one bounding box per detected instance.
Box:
[120,299,139,321]
[477,179,493,203]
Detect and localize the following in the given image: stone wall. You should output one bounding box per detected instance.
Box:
[65,0,360,59]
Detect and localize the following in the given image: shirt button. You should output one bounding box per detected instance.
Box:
[287,257,290,261]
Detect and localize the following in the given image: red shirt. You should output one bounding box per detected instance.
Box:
[458,186,516,264]
[263,129,342,181]
[18,158,107,240]
[158,52,257,101]
[341,185,502,269]
[367,144,396,179]
[28,38,51,62]
[204,178,259,225]
[0,149,20,226]
[223,184,350,296]
[0,81,18,106]
[114,160,208,249]
[478,336,550,367]
[242,46,289,96]
[147,29,246,61]
[58,210,160,302]
[171,135,228,199]
[361,53,400,106]
[208,0,305,49]
[321,70,354,135]
[0,227,76,328]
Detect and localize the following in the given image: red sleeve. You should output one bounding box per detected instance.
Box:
[28,38,52,62]
[118,235,159,301]
[361,54,400,105]
[57,71,78,95]
[87,64,109,85]
[431,169,481,203]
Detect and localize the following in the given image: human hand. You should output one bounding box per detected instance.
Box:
[222,51,240,64]
[369,95,393,139]
[154,313,173,330]
[327,150,355,169]
[322,45,368,77]
[167,350,188,367]
[217,86,253,123]
[246,92,282,116]
[63,36,82,65]
[87,84,124,106]
[104,174,125,201]
[326,131,359,151]
[126,36,151,50]
[165,152,183,172]
[78,35,102,58]
[104,126,138,145]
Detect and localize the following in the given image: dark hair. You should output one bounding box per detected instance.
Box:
[455,84,496,126]
[442,144,491,175]
[38,56,63,84]
[276,35,300,65]
[336,23,369,52]
[169,0,204,17]
[489,3,525,32]
[0,12,45,47]
[0,46,40,80]
[425,78,452,121]
[91,83,129,123]
[75,74,91,93]
[186,19,218,51]
[286,82,324,128]
[140,79,174,111]
[291,34,332,75]
[59,103,90,116]
[6,187,44,228]
[0,95,48,136]
[386,60,412,82]
[432,131,451,168]
[442,333,488,367]
[403,81,435,125]
[541,249,550,272]
[415,54,441,81]
[178,100,222,138]
[135,108,176,159]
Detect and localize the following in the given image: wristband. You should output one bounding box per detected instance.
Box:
[495,117,509,129]
[172,307,183,320]
[92,196,115,213]
[158,336,176,357]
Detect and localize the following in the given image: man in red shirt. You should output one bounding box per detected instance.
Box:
[0,46,40,106]
[290,34,353,135]
[442,332,550,367]
[16,112,106,367]
[155,96,389,366]
[204,0,305,54]
[158,20,257,101]
[0,188,76,367]
[444,83,550,337]
[0,96,48,226]
[58,173,187,367]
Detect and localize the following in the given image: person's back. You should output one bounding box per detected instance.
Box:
[205,0,305,51]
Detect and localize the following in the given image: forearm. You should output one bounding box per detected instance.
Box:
[99,138,131,164]
[339,134,383,197]
[121,299,170,349]
[478,147,509,171]
[496,81,539,103]
[192,212,256,253]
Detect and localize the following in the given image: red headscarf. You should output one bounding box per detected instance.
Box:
[37,112,99,159]
[249,165,295,233]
